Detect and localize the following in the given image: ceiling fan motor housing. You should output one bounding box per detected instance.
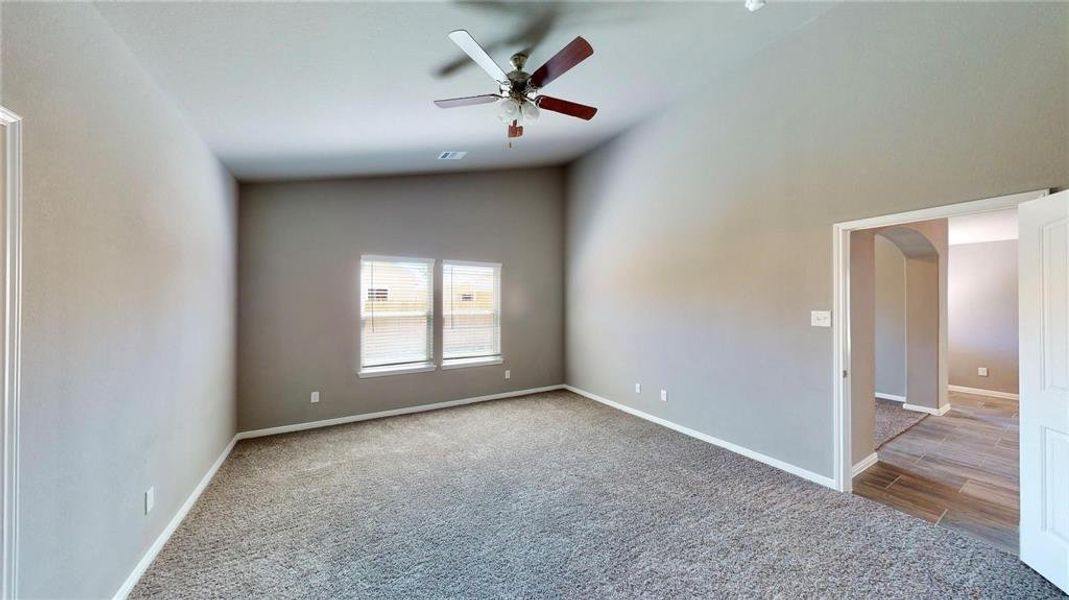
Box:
[505,53,534,100]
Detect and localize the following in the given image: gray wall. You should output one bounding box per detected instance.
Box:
[902,222,947,412]
[565,3,1068,478]
[875,237,906,398]
[238,169,564,431]
[949,240,1019,394]
[2,4,238,598]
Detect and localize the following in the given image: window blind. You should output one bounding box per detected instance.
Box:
[443,261,501,362]
[360,256,434,371]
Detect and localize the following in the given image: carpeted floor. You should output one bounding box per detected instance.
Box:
[132,390,1063,599]
[874,397,927,448]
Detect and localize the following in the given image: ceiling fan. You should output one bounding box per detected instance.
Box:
[434,30,597,141]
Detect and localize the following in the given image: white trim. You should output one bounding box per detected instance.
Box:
[852,452,879,478]
[0,107,21,600]
[564,385,837,490]
[948,384,1019,401]
[441,259,502,269]
[832,222,849,492]
[237,384,565,439]
[875,393,906,403]
[112,435,238,600]
[360,254,436,265]
[440,356,503,370]
[832,188,1048,493]
[357,362,436,379]
[903,402,951,416]
[835,189,1048,232]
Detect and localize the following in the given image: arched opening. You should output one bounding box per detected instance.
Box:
[877,226,945,413]
[849,220,947,466]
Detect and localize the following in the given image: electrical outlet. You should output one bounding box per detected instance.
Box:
[505,370,511,380]
[310,391,320,403]
[660,389,668,402]
[635,383,641,393]
[977,367,988,377]
[145,487,155,515]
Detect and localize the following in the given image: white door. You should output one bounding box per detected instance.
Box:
[1019,189,1069,593]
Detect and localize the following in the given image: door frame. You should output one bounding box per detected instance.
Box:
[0,106,22,600]
[831,188,1048,492]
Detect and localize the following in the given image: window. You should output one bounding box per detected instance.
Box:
[359,256,435,377]
[442,261,501,368]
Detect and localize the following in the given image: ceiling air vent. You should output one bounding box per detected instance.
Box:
[437,151,467,160]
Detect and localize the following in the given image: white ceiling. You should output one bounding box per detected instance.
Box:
[95,1,834,181]
[949,208,1019,246]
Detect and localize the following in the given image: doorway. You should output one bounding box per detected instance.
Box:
[851,212,1020,553]
[831,190,1041,547]
[833,188,1069,594]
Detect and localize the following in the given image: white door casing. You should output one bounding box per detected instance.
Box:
[0,107,22,600]
[832,189,1048,492]
[1019,189,1069,593]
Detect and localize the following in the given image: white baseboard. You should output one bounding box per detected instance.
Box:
[948,385,1019,401]
[113,434,238,600]
[875,392,906,403]
[563,385,836,490]
[852,452,879,477]
[903,402,951,416]
[114,383,564,598]
[237,385,565,440]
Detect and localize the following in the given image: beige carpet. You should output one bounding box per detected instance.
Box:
[875,397,927,448]
[132,390,1062,599]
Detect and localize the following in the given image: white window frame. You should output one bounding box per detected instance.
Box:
[357,255,436,378]
[441,259,503,370]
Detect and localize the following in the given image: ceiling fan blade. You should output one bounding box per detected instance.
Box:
[535,95,597,120]
[529,36,593,89]
[434,94,501,108]
[447,30,508,83]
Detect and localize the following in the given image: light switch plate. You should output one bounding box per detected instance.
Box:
[635,383,641,394]
[145,487,155,515]
[310,391,320,404]
[811,310,832,327]
[978,367,988,377]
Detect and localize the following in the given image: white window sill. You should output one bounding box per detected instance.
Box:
[358,362,436,379]
[440,356,503,370]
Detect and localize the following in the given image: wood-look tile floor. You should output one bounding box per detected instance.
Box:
[853,390,1019,554]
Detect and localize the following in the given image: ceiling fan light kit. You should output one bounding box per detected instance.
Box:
[434,30,598,142]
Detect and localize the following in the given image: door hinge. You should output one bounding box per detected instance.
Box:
[842,370,848,378]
